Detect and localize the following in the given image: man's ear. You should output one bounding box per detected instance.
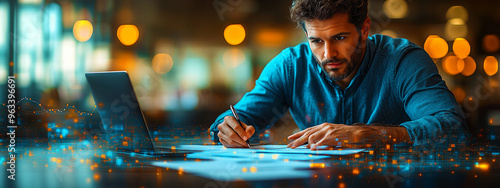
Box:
[362,17,371,38]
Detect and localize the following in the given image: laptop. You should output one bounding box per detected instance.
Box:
[85,71,188,156]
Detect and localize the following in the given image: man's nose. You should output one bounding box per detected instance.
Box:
[324,42,338,60]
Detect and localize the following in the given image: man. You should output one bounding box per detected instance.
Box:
[210,0,467,150]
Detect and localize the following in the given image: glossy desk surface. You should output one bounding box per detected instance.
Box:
[2,106,499,188]
[2,131,500,188]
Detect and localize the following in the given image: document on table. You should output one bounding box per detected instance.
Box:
[151,145,367,181]
[176,144,367,155]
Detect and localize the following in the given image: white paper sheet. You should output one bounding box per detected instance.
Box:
[151,144,366,181]
[176,144,366,155]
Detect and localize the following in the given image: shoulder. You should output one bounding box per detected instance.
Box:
[282,42,311,56]
[370,34,422,57]
[369,34,433,70]
[267,42,312,71]
[277,42,312,63]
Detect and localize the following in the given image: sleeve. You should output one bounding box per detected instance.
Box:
[209,52,292,142]
[393,48,469,147]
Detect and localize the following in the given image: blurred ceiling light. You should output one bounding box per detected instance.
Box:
[224,24,246,45]
[483,34,500,53]
[442,54,462,75]
[380,30,398,38]
[117,25,139,46]
[446,6,468,22]
[461,56,476,76]
[383,0,408,19]
[424,35,448,59]
[484,56,499,76]
[223,48,245,67]
[445,18,468,40]
[451,87,466,103]
[73,20,93,42]
[152,53,174,74]
[452,38,470,59]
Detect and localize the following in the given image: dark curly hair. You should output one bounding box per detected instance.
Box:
[290,0,368,32]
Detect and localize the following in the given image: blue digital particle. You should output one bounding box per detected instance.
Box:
[116,157,123,166]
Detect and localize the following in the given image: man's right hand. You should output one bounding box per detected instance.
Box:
[217,116,255,148]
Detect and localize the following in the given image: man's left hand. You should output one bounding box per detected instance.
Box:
[287,123,410,150]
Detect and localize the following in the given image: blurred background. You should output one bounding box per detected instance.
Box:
[1,0,500,143]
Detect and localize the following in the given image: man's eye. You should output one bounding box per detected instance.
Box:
[312,40,323,44]
[335,36,346,41]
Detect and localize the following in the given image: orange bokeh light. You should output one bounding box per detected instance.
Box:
[484,56,499,76]
[483,34,500,53]
[424,35,448,59]
[461,56,476,76]
[224,24,246,45]
[453,38,470,59]
[73,20,93,42]
[117,25,139,46]
[442,55,462,75]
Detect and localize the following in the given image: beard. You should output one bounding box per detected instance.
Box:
[316,36,364,81]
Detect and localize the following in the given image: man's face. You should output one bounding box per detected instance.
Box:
[304,14,368,81]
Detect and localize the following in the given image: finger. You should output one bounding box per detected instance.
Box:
[224,116,249,140]
[287,129,307,140]
[218,122,250,147]
[238,121,254,139]
[311,137,329,150]
[219,135,230,147]
[311,136,340,150]
[220,135,245,148]
[218,132,246,148]
[288,132,311,148]
[245,125,255,138]
[307,132,321,148]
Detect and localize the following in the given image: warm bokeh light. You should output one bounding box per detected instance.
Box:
[223,48,245,67]
[452,87,466,103]
[445,18,467,40]
[113,52,137,71]
[484,56,499,76]
[224,24,246,45]
[452,38,470,59]
[256,29,286,47]
[424,35,448,59]
[117,24,139,46]
[442,55,462,75]
[457,59,465,73]
[152,53,174,74]
[383,0,408,19]
[380,30,398,38]
[73,20,93,42]
[446,6,468,22]
[461,56,476,76]
[476,163,489,170]
[483,34,500,53]
[249,166,257,173]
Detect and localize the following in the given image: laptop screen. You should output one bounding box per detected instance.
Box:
[85,71,156,152]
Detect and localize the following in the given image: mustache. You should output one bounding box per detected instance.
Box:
[320,58,348,66]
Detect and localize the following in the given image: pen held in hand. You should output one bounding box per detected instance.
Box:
[229,105,251,148]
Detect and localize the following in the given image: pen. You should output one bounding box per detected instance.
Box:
[229,105,251,148]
